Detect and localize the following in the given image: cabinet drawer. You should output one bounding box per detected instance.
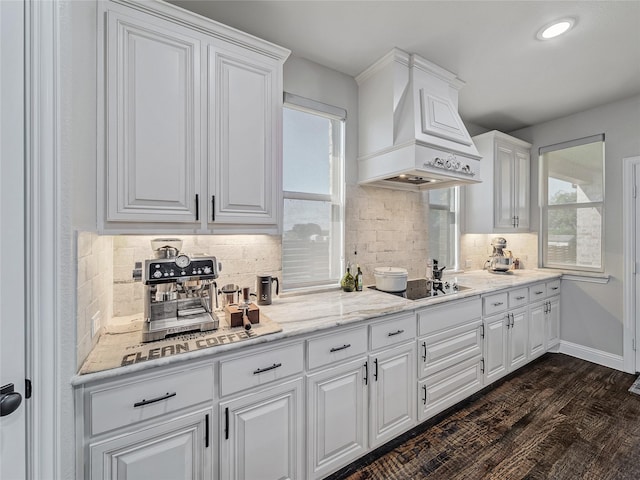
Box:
[370,313,416,350]
[483,292,508,316]
[418,356,483,422]
[546,279,561,296]
[529,283,547,301]
[417,298,481,336]
[418,319,482,379]
[88,363,214,436]
[307,326,368,370]
[508,288,529,309]
[220,343,304,397]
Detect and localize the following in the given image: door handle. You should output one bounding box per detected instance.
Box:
[0,383,22,417]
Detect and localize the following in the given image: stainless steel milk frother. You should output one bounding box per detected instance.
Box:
[256,275,279,305]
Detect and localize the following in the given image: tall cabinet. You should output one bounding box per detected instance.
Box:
[464,131,532,233]
[98,0,290,234]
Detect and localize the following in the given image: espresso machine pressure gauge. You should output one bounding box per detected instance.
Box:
[175,254,191,269]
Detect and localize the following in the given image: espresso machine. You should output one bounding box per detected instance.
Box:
[142,239,220,342]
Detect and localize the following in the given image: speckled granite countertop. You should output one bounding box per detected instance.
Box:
[72,269,560,385]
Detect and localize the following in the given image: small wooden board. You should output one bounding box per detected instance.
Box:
[224,304,260,328]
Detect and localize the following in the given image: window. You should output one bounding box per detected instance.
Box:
[282,94,345,290]
[540,134,605,272]
[428,187,460,270]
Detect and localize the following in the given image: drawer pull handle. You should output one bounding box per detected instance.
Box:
[535,291,544,295]
[422,384,427,405]
[551,287,559,290]
[492,301,504,306]
[387,329,405,337]
[330,344,351,353]
[422,341,427,362]
[515,296,525,300]
[253,363,282,375]
[133,392,176,408]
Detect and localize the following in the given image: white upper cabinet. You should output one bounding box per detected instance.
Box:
[105,7,203,224]
[208,44,280,228]
[98,0,289,233]
[464,131,531,233]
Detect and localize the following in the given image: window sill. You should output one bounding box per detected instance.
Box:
[543,269,610,284]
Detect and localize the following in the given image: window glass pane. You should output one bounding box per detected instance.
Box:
[428,188,452,207]
[283,108,331,195]
[546,141,604,205]
[546,205,602,269]
[282,97,344,290]
[282,199,341,287]
[428,187,458,270]
[541,137,604,272]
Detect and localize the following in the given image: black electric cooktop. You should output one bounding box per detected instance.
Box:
[368,278,471,300]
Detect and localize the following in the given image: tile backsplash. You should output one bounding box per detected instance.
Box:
[75,190,539,368]
[345,185,430,284]
[76,232,113,366]
[460,233,538,271]
[111,235,282,317]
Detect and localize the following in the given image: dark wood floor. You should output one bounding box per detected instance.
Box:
[328,353,640,480]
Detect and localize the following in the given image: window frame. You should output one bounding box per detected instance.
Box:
[281,93,346,291]
[539,134,605,273]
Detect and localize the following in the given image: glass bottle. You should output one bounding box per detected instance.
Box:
[340,263,355,292]
[355,264,363,291]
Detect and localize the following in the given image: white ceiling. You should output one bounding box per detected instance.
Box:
[170,0,640,132]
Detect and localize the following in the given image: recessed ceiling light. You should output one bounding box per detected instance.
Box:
[536,18,576,40]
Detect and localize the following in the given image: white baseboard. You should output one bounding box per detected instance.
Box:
[559,340,625,371]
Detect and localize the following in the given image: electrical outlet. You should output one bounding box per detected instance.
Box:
[465,259,473,269]
[91,311,102,337]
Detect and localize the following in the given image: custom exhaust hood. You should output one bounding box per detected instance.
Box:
[356,49,482,190]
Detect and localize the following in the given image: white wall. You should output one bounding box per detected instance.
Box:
[511,94,640,356]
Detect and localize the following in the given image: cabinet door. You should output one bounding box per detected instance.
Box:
[484,314,508,384]
[369,343,416,449]
[546,296,561,348]
[220,378,303,480]
[493,141,516,229]
[508,307,528,371]
[514,148,530,230]
[209,43,280,227]
[306,358,368,479]
[105,8,202,223]
[529,302,546,359]
[90,409,212,480]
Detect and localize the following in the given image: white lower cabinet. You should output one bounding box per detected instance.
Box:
[483,306,529,384]
[306,357,368,479]
[89,408,213,480]
[369,342,417,448]
[529,301,547,359]
[78,281,562,480]
[546,296,561,348]
[219,378,304,480]
[78,362,216,480]
[508,307,528,371]
[483,312,509,383]
[416,298,484,421]
[418,356,483,420]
